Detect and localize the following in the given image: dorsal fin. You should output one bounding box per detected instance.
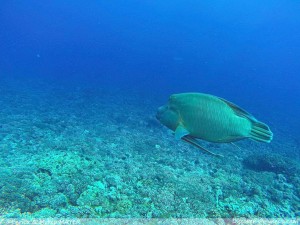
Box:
[218,97,256,122]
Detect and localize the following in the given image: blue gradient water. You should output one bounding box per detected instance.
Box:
[0,0,299,219]
[1,1,299,127]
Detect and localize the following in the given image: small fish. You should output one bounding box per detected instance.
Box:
[156,92,273,157]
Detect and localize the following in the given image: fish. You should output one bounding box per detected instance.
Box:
[156,92,273,157]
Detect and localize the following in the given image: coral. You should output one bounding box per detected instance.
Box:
[0,89,299,219]
[32,208,57,218]
[76,181,107,207]
[116,199,133,214]
[243,153,300,177]
[50,193,68,208]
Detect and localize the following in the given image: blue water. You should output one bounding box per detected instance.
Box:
[0,0,299,219]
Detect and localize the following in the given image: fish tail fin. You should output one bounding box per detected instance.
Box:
[249,121,273,143]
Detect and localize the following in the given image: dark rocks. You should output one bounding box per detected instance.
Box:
[243,153,299,177]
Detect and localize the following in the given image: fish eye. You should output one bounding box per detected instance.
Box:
[169,95,176,101]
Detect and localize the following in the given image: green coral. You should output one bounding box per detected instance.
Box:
[34,151,92,176]
[32,208,57,218]
[76,181,107,206]
[116,199,132,214]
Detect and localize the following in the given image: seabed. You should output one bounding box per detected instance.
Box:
[0,83,299,222]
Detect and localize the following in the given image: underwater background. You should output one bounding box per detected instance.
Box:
[0,0,299,219]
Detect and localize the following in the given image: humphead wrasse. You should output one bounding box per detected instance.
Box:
[156,93,273,157]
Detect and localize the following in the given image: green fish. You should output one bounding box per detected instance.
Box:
[156,93,273,157]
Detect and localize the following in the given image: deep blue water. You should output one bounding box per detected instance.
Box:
[2,2,300,138]
[1,1,299,151]
[1,1,299,136]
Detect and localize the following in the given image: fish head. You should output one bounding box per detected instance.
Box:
[156,103,180,131]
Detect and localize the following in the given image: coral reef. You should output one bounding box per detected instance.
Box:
[0,88,299,219]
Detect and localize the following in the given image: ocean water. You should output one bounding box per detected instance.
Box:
[0,0,299,221]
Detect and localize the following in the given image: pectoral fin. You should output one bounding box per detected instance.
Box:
[175,124,190,140]
[182,136,224,157]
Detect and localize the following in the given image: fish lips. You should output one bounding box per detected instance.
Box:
[156,104,180,131]
[156,105,168,121]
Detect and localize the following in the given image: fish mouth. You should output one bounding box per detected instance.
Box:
[156,105,167,120]
[156,109,162,121]
[156,105,167,121]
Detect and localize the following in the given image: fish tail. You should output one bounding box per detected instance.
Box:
[249,121,273,143]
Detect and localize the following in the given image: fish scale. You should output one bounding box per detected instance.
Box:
[156,92,273,156]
